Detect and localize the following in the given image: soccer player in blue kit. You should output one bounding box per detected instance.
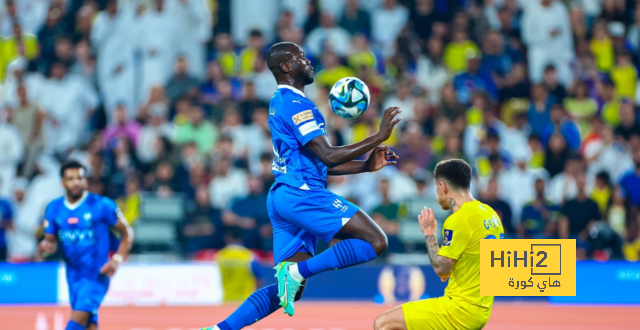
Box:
[202,42,402,330]
[38,160,133,330]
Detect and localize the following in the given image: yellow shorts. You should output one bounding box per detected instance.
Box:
[402,296,490,330]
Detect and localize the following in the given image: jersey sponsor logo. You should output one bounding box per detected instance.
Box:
[292,100,302,104]
[269,107,277,115]
[292,110,314,125]
[443,230,453,246]
[58,228,95,244]
[67,217,79,225]
[299,121,320,136]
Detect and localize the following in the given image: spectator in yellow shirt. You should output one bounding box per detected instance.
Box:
[590,21,614,73]
[215,33,237,77]
[0,23,39,81]
[116,176,142,225]
[600,78,621,127]
[239,29,265,77]
[347,34,377,74]
[314,52,356,88]
[443,28,480,73]
[611,51,638,100]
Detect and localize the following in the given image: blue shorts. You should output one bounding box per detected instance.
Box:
[68,276,109,325]
[268,183,359,263]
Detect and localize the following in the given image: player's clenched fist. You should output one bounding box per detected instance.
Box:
[38,239,57,255]
[418,207,437,236]
[100,259,120,278]
[377,106,402,141]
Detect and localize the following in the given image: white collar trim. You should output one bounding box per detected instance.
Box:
[277,84,305,97]
[64,191,88,210]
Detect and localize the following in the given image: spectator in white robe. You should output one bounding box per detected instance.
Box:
[39,62,99,155]
[138,0,182,105]
[231,0,278,44]
[0,116,23,198]
[371,0,408,57]
[2,57,44,110]
[7,178,39,262]
[499,147,550,225]
[91,0,137,119]
[176,0,212,80]
[584,125,634,183]
[247,54,278,102]
[27,154,64,221]
[548,154,594,205]
[521,0,574,86]
[137,103,175,164]
[0,0,48,37]
[306,11,352,57]
[209,157,248,209]
[281,0,309,28]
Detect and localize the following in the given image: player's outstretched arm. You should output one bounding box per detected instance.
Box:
[418,207,456,281]
[327,146,400,175]
[305,107,402,168]
[100,215,134,277]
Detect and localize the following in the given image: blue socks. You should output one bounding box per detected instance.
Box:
[297,239,378,278]
[217,284,281,330]
[65,320,84,330]
[215,240,377,329]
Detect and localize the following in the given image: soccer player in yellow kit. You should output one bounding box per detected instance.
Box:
[374,159,503,330]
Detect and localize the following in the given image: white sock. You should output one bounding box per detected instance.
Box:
[288,263,305,283]
[213,326,221,330]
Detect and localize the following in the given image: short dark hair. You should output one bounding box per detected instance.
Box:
[596,171,611,185]
[434,159,472,190]
[60,160,85,178]
[249,28,263,38]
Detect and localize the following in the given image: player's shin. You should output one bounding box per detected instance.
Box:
[212,284,281,330]
[294,239,378,279]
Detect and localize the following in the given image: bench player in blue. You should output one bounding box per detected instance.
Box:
[38,160,133,330]
[202,42,402,330]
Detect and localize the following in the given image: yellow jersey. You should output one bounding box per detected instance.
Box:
[443,40,481,73]
[438,200,504,309]
[611,64,638,99]
[216,245,257,302]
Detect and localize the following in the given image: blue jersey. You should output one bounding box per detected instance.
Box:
[44,192,120,280]
[269,85,327,190]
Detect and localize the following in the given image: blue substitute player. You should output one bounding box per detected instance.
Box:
[38,160,133,330]
[202,42,402,330]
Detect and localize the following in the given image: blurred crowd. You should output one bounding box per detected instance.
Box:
[1,0,640,263]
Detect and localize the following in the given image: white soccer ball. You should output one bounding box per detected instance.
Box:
[329,77,371,119]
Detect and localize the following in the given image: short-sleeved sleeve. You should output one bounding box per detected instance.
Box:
[282,102,325,146]
[43,204,58,235]
[438,217,472,261]
[101,197,122,227]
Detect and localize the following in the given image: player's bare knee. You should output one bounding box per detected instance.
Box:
[370,232,388,256]
[373,314,391,330]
